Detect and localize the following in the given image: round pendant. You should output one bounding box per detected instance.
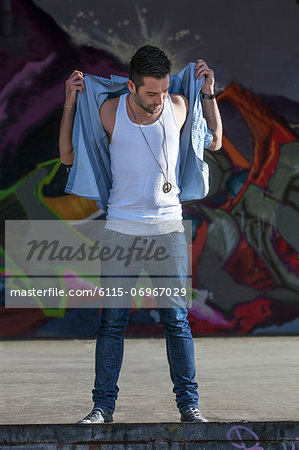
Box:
[163,182,172,193]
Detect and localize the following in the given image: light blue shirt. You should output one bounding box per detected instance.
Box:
[65,62,213,214]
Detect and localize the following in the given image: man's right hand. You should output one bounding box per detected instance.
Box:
[65,70,85,105]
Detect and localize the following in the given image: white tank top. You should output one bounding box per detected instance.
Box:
[105,93,183,235]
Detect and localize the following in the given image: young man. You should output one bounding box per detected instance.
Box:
[59,46,222,423]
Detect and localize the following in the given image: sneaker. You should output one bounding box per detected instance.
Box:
[180,406,208,422]
[77,408,113,424]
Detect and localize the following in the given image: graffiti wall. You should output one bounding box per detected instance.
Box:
[1,0,299,336]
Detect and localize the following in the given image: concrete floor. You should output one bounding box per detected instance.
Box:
[0,337,298,424]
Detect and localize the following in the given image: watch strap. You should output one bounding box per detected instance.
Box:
[200,91,216,100]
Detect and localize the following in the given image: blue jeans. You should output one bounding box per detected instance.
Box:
[92,229,199,413]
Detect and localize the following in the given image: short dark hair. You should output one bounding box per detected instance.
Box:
[129,45,171,90]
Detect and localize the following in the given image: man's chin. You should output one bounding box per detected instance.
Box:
[148,106,161,114]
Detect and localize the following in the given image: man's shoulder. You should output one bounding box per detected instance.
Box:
[99,97,120,118]
[169,93,188,108]
[169,94,189,129]
[99,96,121,137]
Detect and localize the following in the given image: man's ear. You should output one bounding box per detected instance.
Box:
[127,80,136,94]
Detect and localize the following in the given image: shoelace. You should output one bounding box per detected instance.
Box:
[186,407,202,419]
[85,410,101,419]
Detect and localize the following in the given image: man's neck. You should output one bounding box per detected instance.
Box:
[127,93,163,125]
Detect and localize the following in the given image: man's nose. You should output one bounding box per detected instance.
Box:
[157,94,165,105]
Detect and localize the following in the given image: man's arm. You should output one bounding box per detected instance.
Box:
[195,59,223,151]
[59,70,84,165]
[170,94,189,131]
[99,97,119,143]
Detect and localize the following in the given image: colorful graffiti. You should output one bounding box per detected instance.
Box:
[1,0,299,336]
[187,83,299,334]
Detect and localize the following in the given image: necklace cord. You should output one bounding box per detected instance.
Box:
[127,95,170,188]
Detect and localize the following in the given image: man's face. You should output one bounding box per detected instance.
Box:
[132,75,170,114]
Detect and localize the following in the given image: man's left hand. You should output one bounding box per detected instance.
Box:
[195,59,215,95]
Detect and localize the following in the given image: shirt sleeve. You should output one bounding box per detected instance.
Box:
[203,120,214,149]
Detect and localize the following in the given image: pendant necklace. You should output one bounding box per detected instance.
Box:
[128,95,172,193]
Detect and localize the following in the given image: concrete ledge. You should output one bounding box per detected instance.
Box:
[0,422,298,449]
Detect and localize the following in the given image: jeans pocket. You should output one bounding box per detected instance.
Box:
[169,231,187,246]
